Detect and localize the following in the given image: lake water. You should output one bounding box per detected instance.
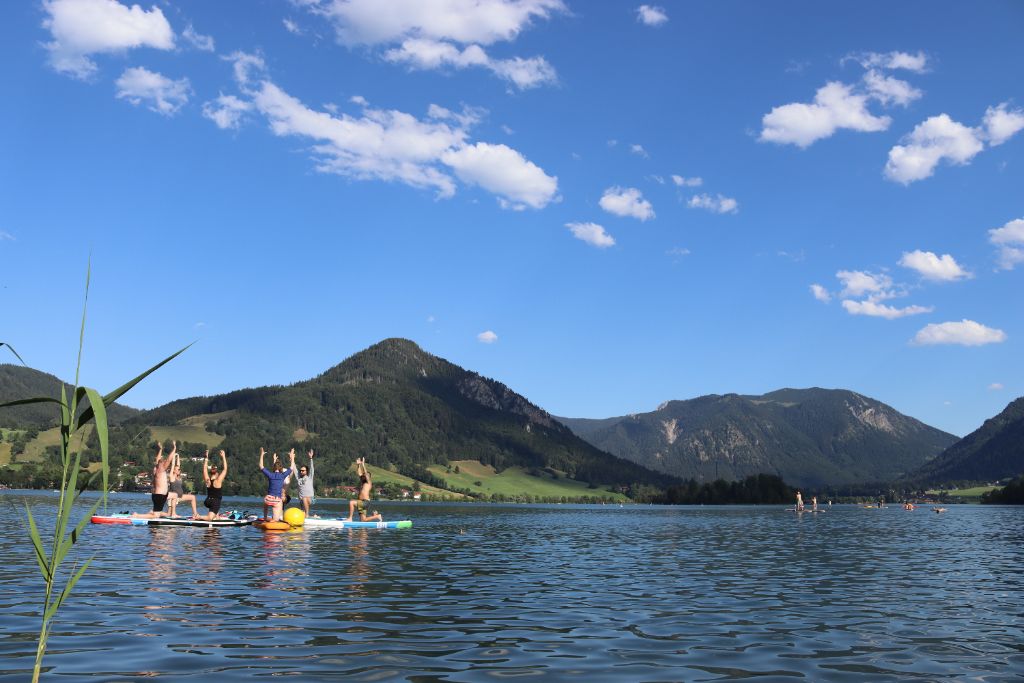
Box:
[0,491,1021,681]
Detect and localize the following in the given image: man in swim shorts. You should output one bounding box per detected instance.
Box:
[133,441,175,519]
[345,457,382,522]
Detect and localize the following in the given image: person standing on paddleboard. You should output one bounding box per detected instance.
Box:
[295,449,315,516]
[201,449,228,520]
[133,441,175,519]
[345,457,383,522]
[795,490,804,512]
[260,447,295,521]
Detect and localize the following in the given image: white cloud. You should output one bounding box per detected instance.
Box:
[283,18,302,35]
[671,175,702,187]
[760,82,891,148]
[350,95,368,106]
[687,193,738,214]
[442,142,558,209]
[599,187,654,221]
[988,382,1004,391]
[842,299,933,319]
[630,143,649,158]
[202,94,252,129]
[115,67,190,115]
[983,103,1024,146]
[566,222,615,248]
[42,0,175,79]
[182,24,214,52]
[636,5,668,26]
[911,320,1007,346]
[667,247,690,257]
[836,269,893,298]
[810,283,831,303]
[898,250,971,282]
[863,70,921,107]
[477,330,498,344]
[383,39,556,89]
[311,0,565,88]
[242,78,556,207]
[884,114,985,184]
[851,50,928,73]
[0,231,15,241]
[989,218,1024,270]
[225,51,267,87]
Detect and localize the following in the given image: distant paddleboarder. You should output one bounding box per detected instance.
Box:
[346,457,383,522]
[795,490,804,512]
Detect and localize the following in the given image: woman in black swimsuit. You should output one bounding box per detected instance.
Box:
[201,449,228,521]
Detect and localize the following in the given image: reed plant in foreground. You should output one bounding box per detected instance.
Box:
[0,266,188,681]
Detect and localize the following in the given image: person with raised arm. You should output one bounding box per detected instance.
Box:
[133,440,174,519]
[295,449,316,516]
[260,447,294,522]
[201,449,228,520]
[167,448,199,518]
[346,457,383,522]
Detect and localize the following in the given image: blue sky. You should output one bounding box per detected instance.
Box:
[2,1,1022,437]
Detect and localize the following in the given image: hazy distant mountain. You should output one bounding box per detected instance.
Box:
[0,364,140,428]
[908,396,1024,485]
[558,388,957,489]
[127,338,674,493]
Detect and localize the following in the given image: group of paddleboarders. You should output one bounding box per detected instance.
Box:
[132,440,381,523]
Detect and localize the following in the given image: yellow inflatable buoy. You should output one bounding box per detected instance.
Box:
[284,507,306,527]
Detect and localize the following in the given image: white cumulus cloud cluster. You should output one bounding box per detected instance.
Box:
[823,269,933,319]
[477,330,498,344]
[636,5,668,26]
[687,193,738,214]
[885,103,1024,184]
[599,187,655,221]
[305,0,566,89]
[115,66,190,115]
[566,222,615,248]
[760,51,926,148]
[42,0,176,79]
[911,320,1006,347]
[213,57,558,208]
[898,250,971,281]
[988,218,1024,270]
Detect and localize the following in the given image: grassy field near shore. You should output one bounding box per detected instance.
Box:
[427,460,629,500]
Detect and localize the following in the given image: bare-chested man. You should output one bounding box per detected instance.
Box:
[345,458,383,522]
[133,441,175,519]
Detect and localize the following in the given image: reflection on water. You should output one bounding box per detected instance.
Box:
[0,491,1021,681]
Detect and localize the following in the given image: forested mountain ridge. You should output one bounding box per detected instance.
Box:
[558,388,957,489]
[908,396,1024,485]
[0,364,140,427]
[110,338,676,496]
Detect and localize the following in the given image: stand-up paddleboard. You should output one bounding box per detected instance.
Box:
[91,513,253,528]
[304,517,412,529]
[785,508,824,513]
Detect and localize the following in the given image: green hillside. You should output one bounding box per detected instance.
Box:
[0,364,140,428]
[559,389,957,488]
[909,396,1024,485]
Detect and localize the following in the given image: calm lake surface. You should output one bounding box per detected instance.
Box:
[0,491,1021,681]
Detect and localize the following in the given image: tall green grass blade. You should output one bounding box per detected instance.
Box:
[80,387,109,505]
[76,343,192,430]
[24,507,51,582]
[54,498,102,571]
[74,259,91,390]
[0,397,65,410]
[0,342,26,365]
[44,558,92,624]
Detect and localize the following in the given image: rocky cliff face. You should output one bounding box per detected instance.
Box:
[559,388,957,488]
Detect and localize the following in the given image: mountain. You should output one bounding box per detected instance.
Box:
[0,364,140,428]
[121,338,675,495]
[908,397,1024,485]
[558,388,957,489]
